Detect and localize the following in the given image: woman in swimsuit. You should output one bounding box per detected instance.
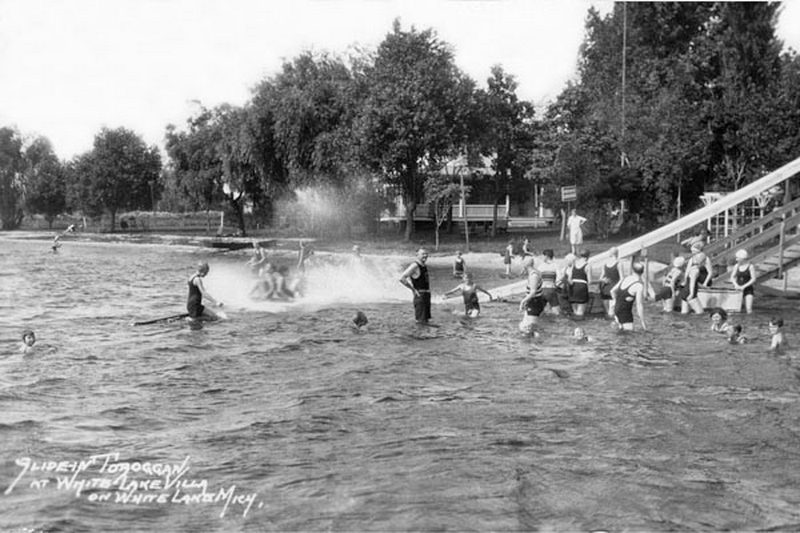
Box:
[611,262,647,331]
[730,249,756,314]
[187,262,223,321]
[598,247,622,318]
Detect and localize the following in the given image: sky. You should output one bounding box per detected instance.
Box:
[1,0,799,160]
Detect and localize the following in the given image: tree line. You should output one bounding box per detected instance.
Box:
[3,5,799,239]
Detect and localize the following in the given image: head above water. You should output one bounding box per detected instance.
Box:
[463,272,474,282]
[710,308,727,321]
[543,249,554,260]
[770,317,784,328]
[22,329,35,346]
[197,262,210,275]
[579,249,590,259]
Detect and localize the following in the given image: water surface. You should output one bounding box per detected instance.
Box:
[1,237,800,532]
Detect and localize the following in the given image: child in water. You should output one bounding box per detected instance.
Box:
[20,329,36,354]
[351,311,369,331]
[728,324,748,344]
[453,251,465,279]
[769,317,785,352]
[572,327,590,344]
[709,308,730,334]
[444,272,494,318]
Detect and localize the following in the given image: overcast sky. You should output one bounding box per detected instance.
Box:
[1,0,799,160]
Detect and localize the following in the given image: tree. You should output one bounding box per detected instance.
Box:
[480,65,536,236]
[23,136,67,228]
[356,20,475,240]
[0,127,25,230]
[71,127,161,231]
[424,172,466,251]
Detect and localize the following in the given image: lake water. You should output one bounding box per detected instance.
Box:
[2,236,800,532]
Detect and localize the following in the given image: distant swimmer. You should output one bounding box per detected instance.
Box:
[728,324,748,344]
[769,317,785,352]
[65,224,76,233]
[453,250,465,279]
[20,329,36,354]
[444,272,493,318]
[51,235,61,253]
[187,262,224,322]
[709,308,730,334]
[611,261,647,331]
[399,248,432,325]
[352,311,369,330]
[572,327,590,344]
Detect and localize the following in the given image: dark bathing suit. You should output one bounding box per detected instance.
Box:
[614,277,641,325]
[463,289,480,313]
[411,261,431,323]
[600,263,620,300]
[570,264,589,304]
[187,275,204,318]
[525,274,546,317]
[735,265,754,296]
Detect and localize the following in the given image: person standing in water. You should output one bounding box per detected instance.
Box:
[568,249,592,318]
[453,251,466,279]
[444,272,493,318]
[730,249,756,314]
[400,248,432,324]
[611,261,647,331]
[187,262,224,322]
[519,262,545,335]
[598,247,623,318]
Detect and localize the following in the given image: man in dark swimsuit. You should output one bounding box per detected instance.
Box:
[400,248,432,324]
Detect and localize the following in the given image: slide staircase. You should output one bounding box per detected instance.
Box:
[490,155,800,299]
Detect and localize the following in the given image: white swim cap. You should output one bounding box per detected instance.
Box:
[673,256,686,268]
[694,252,707,264]
[735,249,748,260]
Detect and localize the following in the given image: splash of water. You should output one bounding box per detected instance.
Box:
[205,254,409,313]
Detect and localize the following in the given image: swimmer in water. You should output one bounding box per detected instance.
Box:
[51,235,61,253]
[187,262,223,322]
[769,317,785,352]
[572,327,590,344]
[444,272,493,318]
[728,324,748,344]
[709,308,730,333]
[20,329,36,354]
[352,311,369,330]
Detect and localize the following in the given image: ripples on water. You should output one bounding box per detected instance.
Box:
[2,237,800,531]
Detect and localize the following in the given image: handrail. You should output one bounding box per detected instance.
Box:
[752,233,800,283]
[489,154,800,298]
[590,155,800,265]
[704,196,800,257]
[711,210,800,265]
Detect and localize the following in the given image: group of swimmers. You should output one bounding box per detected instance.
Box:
[245,241,309,302]
[441,242,783,350]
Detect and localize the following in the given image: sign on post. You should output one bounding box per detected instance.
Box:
[561,185,577,202]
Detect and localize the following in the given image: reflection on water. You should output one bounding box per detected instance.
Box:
[1,237,800,531]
